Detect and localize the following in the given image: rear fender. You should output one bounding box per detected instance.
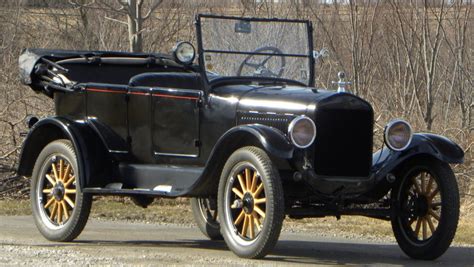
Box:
[17,117,114,188]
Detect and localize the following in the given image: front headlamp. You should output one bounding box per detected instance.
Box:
[384,119,413,151]
[172,41,195,65]
[288,115,316,149]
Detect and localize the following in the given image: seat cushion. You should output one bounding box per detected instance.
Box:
[129,72,203,90]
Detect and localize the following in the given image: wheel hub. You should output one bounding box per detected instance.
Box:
[242,192,254,214]
[52,182,65,201]
[415,195,429,217]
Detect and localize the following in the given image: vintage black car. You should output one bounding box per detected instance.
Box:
[18,14,464,259]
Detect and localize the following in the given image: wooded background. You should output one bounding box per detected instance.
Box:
[0,0,472,213]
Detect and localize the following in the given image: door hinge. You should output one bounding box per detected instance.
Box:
[194,139,201,147]
[196,98,203,108]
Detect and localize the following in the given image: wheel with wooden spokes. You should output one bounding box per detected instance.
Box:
[31,139,91,242]
[391,158,459,260]
[218,146,284,259]
[190,197,222,240]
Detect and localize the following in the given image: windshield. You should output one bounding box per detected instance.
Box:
[197,15,313,85]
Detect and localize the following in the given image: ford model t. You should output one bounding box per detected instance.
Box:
[18,14,464,259]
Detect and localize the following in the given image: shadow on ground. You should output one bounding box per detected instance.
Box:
[39,238,473,266]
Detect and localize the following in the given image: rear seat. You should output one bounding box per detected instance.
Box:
[56,57,181,85]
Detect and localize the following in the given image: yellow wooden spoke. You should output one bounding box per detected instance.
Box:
[254,183,264,198]
[234,210,245,225]
[44,197,55,209]
[57,202,62,224]
[65,189,76,194]
[232,187,244,199]
[61,201,69,220]
[52,163,59,182]
[237,174,246,193]
[249,214,255,239]
[426,215,436,234]
[64,195,75,208]
[254,198,266,205]
[42,188,52,194]
[242,215,249,237]
[59,160,64,182]
[429,187,440,200]
[212,210,218,221]
[425,175,434,196]
[412,176,422,194]
[420,173,426,194]
[45,174,56,186]
[250,172,257,193]
[62,164,71,182]
[422,218,427,240]
[252,212,261,231]
[245,169,251,192]
[64,175,75,188]
[49,202,58,220]
[414,218,422,238]
[254,206,266,219]
[408,217,417,227]
[428,210,440,221]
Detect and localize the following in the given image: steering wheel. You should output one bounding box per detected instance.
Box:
[237,46,286,78]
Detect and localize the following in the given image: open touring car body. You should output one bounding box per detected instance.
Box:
[17,14,464,259]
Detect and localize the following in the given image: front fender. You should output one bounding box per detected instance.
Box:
[188,124,294,196]
[372,133,464,180]
[360,133,464,202]
[17,116,113,188]
[218,124,294,159]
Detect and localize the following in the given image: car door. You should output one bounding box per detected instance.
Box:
[152,87,202,158]
[85,84,129,156]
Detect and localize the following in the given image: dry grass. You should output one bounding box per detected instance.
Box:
[1,197,473,245]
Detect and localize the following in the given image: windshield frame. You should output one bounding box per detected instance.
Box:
[195,14,315,88]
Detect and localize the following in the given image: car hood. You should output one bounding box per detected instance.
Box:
[236,85,337,115]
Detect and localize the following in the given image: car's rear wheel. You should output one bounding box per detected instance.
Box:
[190,197,222,240]
[31,139,92,242]
[218,146,284,259]
[391,157,459,260]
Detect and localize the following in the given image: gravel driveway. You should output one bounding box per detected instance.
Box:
[0,216,473,266]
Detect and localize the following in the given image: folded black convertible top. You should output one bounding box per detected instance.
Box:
[19,48,173,94]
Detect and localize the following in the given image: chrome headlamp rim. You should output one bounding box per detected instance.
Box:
[288,115,317,149]
[384,119,413,151]
[172,41,196,65]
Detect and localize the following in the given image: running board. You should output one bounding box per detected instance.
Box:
[119,163,203,193]
[84,163,205,197]
[83,188,178,197]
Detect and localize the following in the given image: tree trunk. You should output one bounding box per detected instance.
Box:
[127,0,143,52]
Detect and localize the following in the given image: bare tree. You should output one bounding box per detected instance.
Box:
[69,0,163,52]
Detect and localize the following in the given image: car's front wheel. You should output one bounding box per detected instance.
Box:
[31,139,92,242]
[391,157,459,260]
[218,146,284,259]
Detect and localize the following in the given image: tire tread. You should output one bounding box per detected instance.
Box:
[31,139,91,242]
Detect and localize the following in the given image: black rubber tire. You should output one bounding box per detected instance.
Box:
[218,146,284,259]
[190,197,223,240]
[31,139,92,242]
[391,157,459,260]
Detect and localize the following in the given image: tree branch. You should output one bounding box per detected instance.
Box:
[143,0,163,20]
[104,15,128,25]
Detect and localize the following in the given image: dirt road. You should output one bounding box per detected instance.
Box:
[0,216,472,266]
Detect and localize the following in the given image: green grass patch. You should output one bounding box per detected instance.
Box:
[1,198,472,245]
